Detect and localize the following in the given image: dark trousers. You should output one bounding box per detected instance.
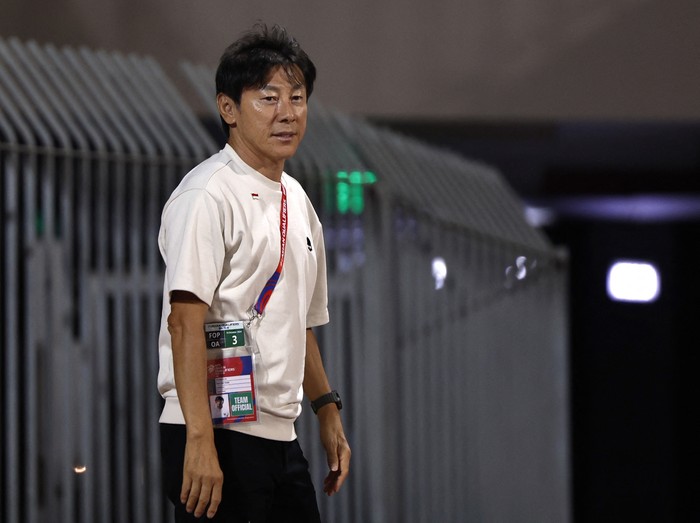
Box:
[160,424,322,523]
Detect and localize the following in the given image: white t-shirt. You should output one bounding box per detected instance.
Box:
[157,144,329,441]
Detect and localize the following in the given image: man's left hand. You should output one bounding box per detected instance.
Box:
[318,408,351,495]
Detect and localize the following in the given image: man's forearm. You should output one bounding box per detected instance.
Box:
[302,328,335,407]
[168,295,214,437]
[171,331,213,438]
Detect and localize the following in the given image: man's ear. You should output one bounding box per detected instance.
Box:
[217,93,237,127]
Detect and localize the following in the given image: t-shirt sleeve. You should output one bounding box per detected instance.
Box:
[159,189,225,306]
[306,206,330,328]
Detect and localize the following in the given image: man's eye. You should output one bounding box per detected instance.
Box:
[263,96,277,102]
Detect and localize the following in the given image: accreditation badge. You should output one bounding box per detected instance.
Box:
[205,321,259,425]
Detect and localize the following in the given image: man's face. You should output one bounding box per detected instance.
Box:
[215,398,223,409]
[225,66,308,178]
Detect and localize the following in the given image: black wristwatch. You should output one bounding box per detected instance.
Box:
[310,390,342,414]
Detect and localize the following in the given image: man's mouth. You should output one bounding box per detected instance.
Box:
[272,132,297,144]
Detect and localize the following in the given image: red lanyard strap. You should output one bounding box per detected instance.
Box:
[253,183,288,316]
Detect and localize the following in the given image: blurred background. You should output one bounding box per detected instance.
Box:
[2,1,699,522]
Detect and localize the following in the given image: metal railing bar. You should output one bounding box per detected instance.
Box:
[0,82,22,523]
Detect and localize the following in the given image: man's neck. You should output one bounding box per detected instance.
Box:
[228,140,284,183]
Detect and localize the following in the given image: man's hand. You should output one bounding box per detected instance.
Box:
[318,407,351,496]
[181,435,224,518]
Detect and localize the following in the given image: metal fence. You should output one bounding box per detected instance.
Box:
[284,109,571,523]
[2,37,569,523]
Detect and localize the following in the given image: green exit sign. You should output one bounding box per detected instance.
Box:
[335,171,377,214]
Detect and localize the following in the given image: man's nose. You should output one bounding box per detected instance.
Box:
[277,98,296,121]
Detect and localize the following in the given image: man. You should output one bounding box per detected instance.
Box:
[157,24,351,522]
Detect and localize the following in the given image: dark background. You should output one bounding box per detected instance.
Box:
[375,118,700,522]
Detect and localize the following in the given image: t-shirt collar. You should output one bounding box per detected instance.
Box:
[223,144,287,190]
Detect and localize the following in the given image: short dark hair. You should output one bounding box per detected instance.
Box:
[215,23,317,137]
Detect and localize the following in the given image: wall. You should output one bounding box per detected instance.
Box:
[2,0,699,120]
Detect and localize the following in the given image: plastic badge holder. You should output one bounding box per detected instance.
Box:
[205,321,260,425]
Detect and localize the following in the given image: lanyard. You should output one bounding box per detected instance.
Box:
[253,182,288,316]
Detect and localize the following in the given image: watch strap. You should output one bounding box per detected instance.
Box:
[310,390,342,414]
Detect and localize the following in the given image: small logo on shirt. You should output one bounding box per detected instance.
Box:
[251,193,260,200]
[306,237,313,252]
